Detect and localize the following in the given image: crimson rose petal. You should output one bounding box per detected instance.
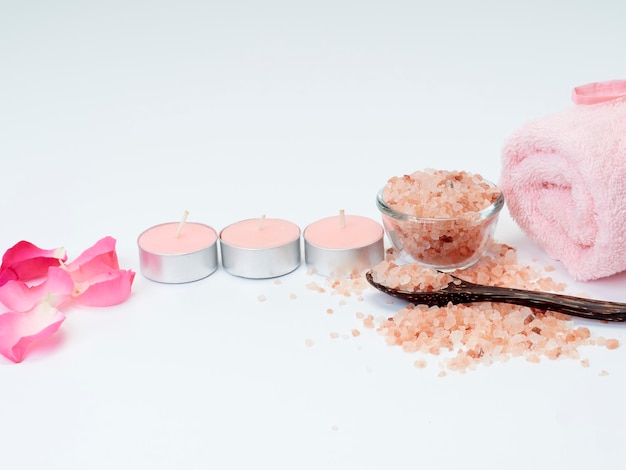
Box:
[0,241,67,286]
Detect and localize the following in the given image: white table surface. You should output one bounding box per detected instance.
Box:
[2,1,626,469]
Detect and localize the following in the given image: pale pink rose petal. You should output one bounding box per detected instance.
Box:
[0,267,74,313]
[0,241,67,286]
[0,303,66,363]
[64,236,120,283]
[72,269,135,307]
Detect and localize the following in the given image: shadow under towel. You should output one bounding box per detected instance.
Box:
[500,81,626,281]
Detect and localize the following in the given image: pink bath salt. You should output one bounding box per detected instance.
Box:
[138,222,217,255]
[220,218,300,249]
[362,315,375,329]
[382,169,500,218]
[370,259,453,292]
[374,241,619,374]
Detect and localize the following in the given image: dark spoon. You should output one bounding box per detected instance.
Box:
[365,270,626,322]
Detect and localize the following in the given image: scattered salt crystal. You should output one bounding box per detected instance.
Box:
[326,308,334,315]
[329,332,340,339]
[580,359,590,368]
[306,282,325,293]
[351,329,361,337]
[599,370,609,376]
[274,279,282,285]
[289,293,297,300]
[257,294,267,302]
[373,241,621,374]
[413,359,427,369]
[331,425,339,431]
[304,339,314,347]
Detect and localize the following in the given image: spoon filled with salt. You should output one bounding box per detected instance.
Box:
[365,265,626,322]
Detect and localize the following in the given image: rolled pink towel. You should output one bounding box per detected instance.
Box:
[501,80,626,281]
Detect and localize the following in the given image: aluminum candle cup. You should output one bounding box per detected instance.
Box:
[219,217,301,279]
[304,214,385,277]
[137,222,218,283]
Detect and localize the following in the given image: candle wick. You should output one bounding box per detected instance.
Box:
[258,214,266,230]
[339,209,346,229]
[175,210,190,238]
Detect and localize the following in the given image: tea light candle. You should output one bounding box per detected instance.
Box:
[138,213,218,283]
[304,210,385,277]
[219,216,301,279]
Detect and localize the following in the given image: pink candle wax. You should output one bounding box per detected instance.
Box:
[219,217,301,279]
[303,214,384,277]
[137,222,218,283]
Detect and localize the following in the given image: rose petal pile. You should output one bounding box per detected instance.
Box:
[0,236,135,363]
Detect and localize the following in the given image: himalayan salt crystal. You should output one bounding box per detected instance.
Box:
[329,332,340,339]
[382,169,499,217]
[575,327,590,339]
[289,293,297,300]
[362,315,375,329]
[580,359,590,368]
[351,329,361,337]
[370,259,453,292]
[606,338,619,350]
[306,282,325,293]
[526,354,541,363]
[326,308,334,315]
[599,370,609,376]
[257,294,267,302]
[304,338,314,347]
[413,359,427,369]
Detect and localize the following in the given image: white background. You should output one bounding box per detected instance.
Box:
[2,1,626,469]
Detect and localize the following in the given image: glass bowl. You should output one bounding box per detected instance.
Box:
[376,176,504,271]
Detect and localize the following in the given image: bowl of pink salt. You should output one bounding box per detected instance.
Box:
[376,169,504,271]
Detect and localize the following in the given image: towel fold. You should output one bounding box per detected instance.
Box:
[501,81,626,281]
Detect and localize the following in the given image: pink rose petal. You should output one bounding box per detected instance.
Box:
[64,236,120,283]
[0,241,67,286]
[0,303,66,363]
[0,266,74,313]
[72,269,135,307]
